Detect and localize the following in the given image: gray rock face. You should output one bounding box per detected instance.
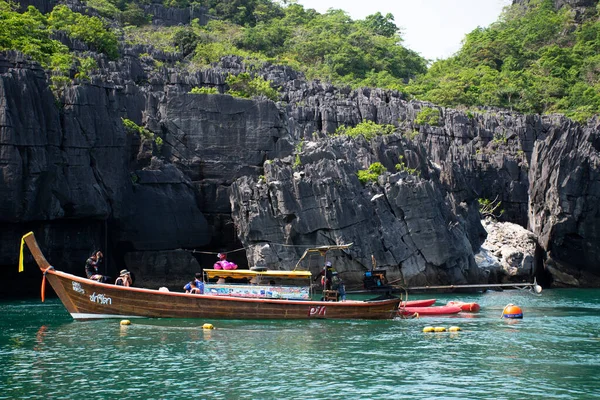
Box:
[158,92,290,183]
[528,117,600,287]
[279,75,600,286]
[0,52,211,280]
[512,0,599,22]
[124,249,201,290]
[281,82,534,226]
[142,3,208,26]
[230,135,487,287]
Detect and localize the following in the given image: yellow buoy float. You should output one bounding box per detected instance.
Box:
[202,323,215,330]
[423,326,462,333]
[120,320,131,326]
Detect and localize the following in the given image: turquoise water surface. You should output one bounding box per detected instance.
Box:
[1,289,599,399]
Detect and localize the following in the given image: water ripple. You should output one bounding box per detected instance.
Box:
[1,290,600,399]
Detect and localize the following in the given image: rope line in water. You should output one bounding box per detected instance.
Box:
[119,323,305,333]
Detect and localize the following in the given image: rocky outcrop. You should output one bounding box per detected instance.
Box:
[476,219,537,282]
[0,51,212,283]
[142,3,208,26]
[279,80,535,225]
[528,117,600,287]
[277,75,600,287]
[512,0,599,22]
[230,135,488,287]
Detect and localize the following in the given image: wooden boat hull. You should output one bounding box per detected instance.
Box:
[400,299,436,307]
[44,270,400,320]
[398,305,462,316]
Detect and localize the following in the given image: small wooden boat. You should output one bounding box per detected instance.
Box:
[447,301,480,312]
[21,233,400,320]
[398,305,462,316]
[401,299,436,307]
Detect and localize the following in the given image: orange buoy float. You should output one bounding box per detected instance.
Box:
[502,304,523,319]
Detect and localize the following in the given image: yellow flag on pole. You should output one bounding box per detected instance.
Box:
[19,235,25,272]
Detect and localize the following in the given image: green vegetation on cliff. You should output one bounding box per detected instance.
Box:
[335,121,395,140]
[357,162,386,184]
[0,1,118,91]
[406,0,600,121]
[1,0,599,120]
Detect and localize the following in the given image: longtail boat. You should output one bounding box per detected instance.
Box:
[21,232,400,320]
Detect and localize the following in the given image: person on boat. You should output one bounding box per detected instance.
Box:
[115,269,132,287]
[184,273,204,294]
[85,251,109,283]
[314,261,335,290]
[213,253,238,270]
[331,272,346,301]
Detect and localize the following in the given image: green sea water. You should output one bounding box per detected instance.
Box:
[1,289,599,400]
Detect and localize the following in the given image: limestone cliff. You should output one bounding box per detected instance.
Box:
[230,135,487,288]
[1,1,600,295]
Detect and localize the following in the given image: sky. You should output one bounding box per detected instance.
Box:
[296,0,513,61]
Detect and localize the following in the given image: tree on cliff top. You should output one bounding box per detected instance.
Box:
[406,0,600,122]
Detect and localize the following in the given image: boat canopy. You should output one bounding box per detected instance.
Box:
[293,243,353,271]
[204,269,312,280]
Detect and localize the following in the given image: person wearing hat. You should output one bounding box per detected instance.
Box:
[115,269,132,287]
[314,261,336,290]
